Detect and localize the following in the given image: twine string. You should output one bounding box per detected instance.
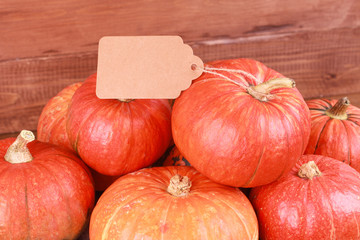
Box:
[191,64,292,101]
[192,64,259,90]
[204,66,260,85]
[201,68,248,89]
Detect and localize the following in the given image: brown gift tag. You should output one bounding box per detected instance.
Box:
[96,36,204,99]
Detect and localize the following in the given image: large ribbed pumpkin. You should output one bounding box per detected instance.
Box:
[90,166,258,240]
[172,58,311,187]
[37,82,82,150]
[66,73,172,176]
[305,97,360,172]
[250,154,360,239]
[0,130,95,239]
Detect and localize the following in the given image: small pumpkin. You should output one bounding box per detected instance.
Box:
[172,58,311,187]
[161,145,191,166]
[37,82,82,150]
[156,145,191,166]
[0,130,95,239]
[250,154,360,239]
[36,81,121,191]
[66,74,172,176]
[305,97,360,172]
[90,166,258,239]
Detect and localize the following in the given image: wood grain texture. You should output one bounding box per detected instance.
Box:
[1,0,360,135]
[1,0,359,61]
[1,27,360,135]
[195,27,360,100]
[0,53,97,135]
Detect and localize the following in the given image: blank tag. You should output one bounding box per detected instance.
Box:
[96,36,204,99]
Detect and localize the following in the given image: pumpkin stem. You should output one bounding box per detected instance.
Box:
[167,174,191,197]
[247,78,295,101]
[118,99,134,103]
[325,97,350,120]
[4,130,35,164]
[298,161,322,180]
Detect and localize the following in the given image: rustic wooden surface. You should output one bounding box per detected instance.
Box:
[1,0,359,60]
[1,0,360,135]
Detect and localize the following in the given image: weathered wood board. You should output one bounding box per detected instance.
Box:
[1,0,360,136]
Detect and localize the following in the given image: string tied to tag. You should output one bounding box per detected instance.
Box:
[191,64,296,102]
[191,64,256,89]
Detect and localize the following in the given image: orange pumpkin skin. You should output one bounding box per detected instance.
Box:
[0,137,95,239]
[250,155,360,239]
[36,81,122,191]
[305,98,360,172]
[37,82,82,150]
[66,74,172,176]
[90,166,258,240]
[172,58,311,187]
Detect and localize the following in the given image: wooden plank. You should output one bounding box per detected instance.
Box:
[1,0,359,61]
[0,53,97,135]
[0,132,20,140]
[0,130,37,140]
[1,27,360,135]
[193,27,360,100]
[308,92,360,106]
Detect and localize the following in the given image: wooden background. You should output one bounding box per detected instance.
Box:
[1,0,360,137]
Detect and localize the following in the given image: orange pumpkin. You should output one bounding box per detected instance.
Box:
[37,82,82,150]
[66,74,172,176]
[0,130,95,239]
[162,145,191,166]
[305,97,360,172]
[36,81,120,191]
[90,166,258,239]
[250,155,360,239]
[172,58,311,187]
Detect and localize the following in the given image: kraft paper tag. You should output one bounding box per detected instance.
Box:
[96,36,204,99]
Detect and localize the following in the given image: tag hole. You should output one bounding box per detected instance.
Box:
[191,64,197,71]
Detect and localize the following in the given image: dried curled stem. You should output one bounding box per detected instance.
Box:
[167,174,192,197]
[4,130,35,164]
[325,97,350,120]
[247,78,296,102]
[298,161,322,180]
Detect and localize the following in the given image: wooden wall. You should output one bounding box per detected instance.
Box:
[1,0,360,137]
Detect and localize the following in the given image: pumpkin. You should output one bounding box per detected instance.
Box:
[36,81,121,191]
[162,144,191,166]
[172,58,311,187]
[90,166,258,239]
[0,130,95,239]
[305,97,360,172]
[154,147,252,198]
[66,73,172,176]
[150,144,190,167]
[250,154,360,240]
[37,82,82,150]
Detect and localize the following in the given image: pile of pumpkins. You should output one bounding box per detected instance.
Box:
[1,58,360,239]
